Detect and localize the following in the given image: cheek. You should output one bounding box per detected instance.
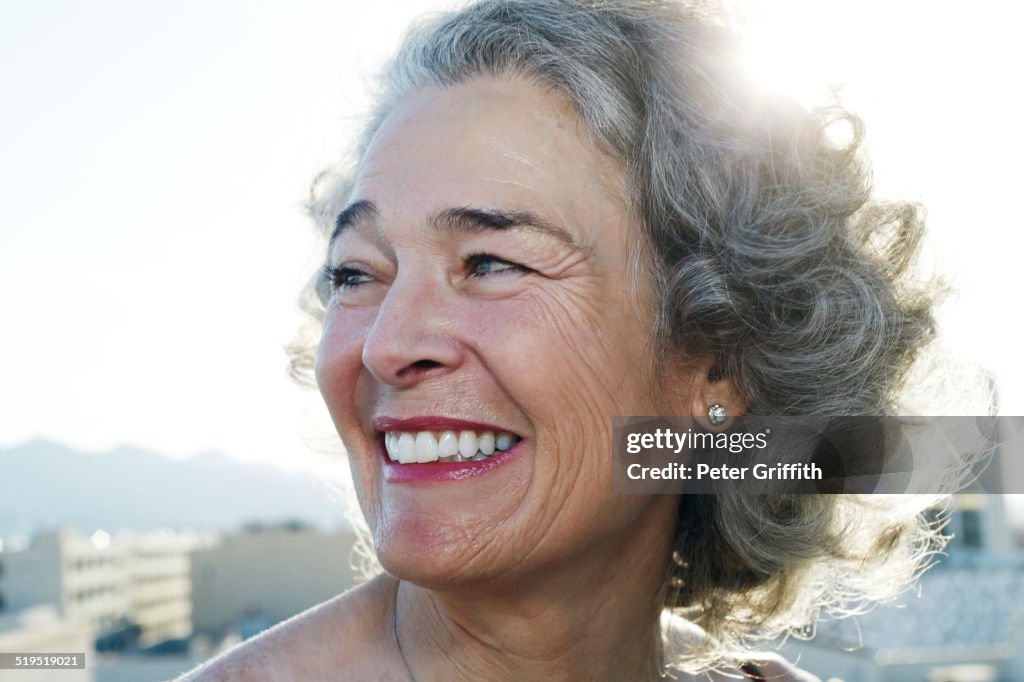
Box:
[492,287,652,416]
[476,288,652,476]
[315,307,374,428]
[316,306,388,530]
[465,291,661,555]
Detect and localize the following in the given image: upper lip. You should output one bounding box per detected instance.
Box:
[372,416,519,435]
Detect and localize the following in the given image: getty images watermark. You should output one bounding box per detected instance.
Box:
[624,425,821,482]
[612,416,1024,495]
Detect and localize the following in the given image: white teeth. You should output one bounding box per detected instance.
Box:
[384,429,521,464]
[415,431,438,463]
[496,432,514,451]
[478,432,495,455]
[458,431,478,459]
[397,433,416,464]
[438,431,459,457]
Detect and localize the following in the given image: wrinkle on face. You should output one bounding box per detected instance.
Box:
[316,75,676,587]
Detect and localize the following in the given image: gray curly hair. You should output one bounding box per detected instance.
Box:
[290,0,951,669]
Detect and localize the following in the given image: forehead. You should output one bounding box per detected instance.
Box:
[348,76,627,244]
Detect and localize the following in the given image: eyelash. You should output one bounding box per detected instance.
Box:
[323,253,529,292]
[324,265,372,290]
[464,252,529,278]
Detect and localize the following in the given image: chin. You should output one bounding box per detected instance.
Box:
[371,504,540,590]
[374,520,486,587]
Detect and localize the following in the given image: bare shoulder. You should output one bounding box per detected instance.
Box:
[175,574,399,682]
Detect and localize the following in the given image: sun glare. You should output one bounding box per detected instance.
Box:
[90,529,111,550]
[735,0,866,108]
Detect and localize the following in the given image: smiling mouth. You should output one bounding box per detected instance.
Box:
[382,429,522,464]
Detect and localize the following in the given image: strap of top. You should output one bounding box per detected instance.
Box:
[739,661,766,681]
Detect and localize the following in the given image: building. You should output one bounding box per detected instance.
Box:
[945,494,1015,559]
[190,523,359,638]
[0,529,211,644]
[124,530,208,645]
[0,530,129,633]
[780,496,1024,682]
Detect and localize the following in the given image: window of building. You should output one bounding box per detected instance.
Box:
[961,509,982,549]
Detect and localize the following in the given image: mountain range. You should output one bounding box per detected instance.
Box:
[0,439,349,537]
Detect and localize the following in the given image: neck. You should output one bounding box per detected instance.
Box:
[391,499,676,681]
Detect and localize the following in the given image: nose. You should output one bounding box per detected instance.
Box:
[361,270,465,387]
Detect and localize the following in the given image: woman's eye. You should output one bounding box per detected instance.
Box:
[466,253,528,278]
[325,265,374,290]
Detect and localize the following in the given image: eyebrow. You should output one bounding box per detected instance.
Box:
[330,200,379,244]
[435,207,577,246]
[329,201,578,248]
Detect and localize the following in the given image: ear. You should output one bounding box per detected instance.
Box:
[686,355,747,431]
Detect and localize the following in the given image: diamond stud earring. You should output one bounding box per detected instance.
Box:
[708,403,727,426]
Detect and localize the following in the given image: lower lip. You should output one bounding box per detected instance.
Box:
[379,438,523,483]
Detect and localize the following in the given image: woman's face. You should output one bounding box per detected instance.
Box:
[316,77,684,585]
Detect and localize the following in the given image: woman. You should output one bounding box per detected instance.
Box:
[183,1,945,679]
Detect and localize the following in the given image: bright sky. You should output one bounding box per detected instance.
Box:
[2,1,1023,481]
